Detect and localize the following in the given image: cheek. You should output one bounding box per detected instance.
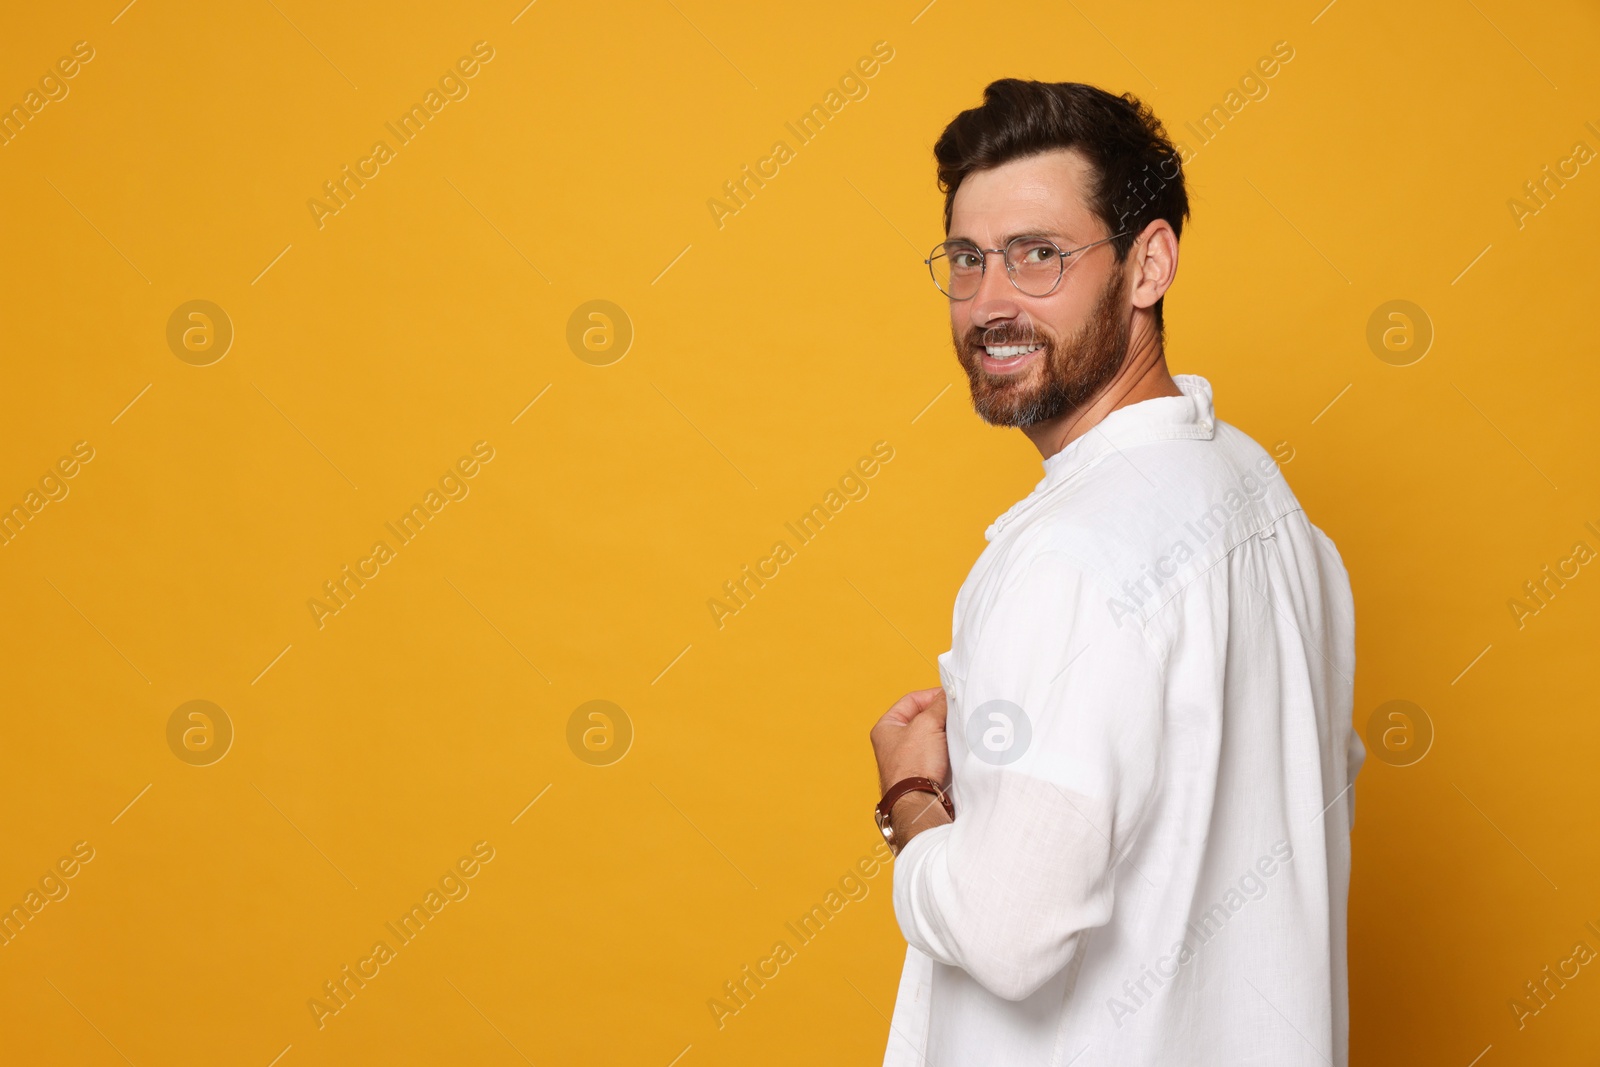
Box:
[1028,304,1075,345]
[1059,280,1112,331]
[951,314,975,352]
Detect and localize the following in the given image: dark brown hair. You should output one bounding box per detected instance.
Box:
[933,79,1190,332]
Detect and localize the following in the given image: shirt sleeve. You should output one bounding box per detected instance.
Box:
[892,549,1166,1002]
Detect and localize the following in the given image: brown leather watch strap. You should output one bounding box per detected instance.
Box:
[876,776,954,827]
[875,777,954,856]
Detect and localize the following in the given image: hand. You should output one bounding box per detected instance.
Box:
[870,686,951,795]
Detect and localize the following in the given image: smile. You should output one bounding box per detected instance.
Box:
[980,342,1043,373]
[984,343,1042,359]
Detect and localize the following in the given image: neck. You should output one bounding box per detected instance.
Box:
[1022,316,1181,461]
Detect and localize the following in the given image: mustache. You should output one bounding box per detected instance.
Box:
[969,321,1049,348]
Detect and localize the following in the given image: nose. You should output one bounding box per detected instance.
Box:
[968,249,1020,325]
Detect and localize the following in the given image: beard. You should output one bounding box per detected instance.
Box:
[953,259,1131,428]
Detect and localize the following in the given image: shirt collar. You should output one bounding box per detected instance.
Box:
[985,374,1218,542]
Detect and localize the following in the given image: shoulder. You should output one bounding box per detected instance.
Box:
[1005,420,1304,620]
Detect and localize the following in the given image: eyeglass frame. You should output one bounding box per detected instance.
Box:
[925,230,1130,300]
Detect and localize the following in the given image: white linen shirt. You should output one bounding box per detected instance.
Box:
[884,374,1363,1067]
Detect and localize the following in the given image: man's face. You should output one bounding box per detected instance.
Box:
[945,148,1131,428]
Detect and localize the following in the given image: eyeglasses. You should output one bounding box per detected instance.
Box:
[925,231,1128,300]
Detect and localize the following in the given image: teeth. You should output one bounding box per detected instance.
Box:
[984,343,1043,359]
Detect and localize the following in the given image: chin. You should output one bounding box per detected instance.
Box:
[975,401,1061,429]
[971,387,1061,428]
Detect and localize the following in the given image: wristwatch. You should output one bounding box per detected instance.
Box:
[874,776,954,855]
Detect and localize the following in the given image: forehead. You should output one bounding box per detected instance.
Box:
[948,147,1097,241]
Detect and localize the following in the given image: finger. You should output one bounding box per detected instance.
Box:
[908,702,948,739]
[882,686,945,725]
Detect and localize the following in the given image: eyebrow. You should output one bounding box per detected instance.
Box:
[946,229,1075,247]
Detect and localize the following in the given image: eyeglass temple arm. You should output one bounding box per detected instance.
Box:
[1059,231,1131,258]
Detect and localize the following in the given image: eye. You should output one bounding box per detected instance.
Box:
[1013,240,1057,265]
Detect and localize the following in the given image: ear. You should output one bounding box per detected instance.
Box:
[1127,218,1178,313]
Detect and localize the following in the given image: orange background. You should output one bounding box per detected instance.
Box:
[2,1,1597,1064]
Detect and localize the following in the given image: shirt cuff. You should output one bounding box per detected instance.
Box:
[890,818,956,964]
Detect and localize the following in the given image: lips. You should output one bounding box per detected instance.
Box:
[978,342,1043,375]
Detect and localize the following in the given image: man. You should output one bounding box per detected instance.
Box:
[868,79,1364,1066]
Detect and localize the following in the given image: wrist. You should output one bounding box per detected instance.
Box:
[874,776,954,855]
[890,789,953,849]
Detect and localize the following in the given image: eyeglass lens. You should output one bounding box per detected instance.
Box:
[931,237,1065,299]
